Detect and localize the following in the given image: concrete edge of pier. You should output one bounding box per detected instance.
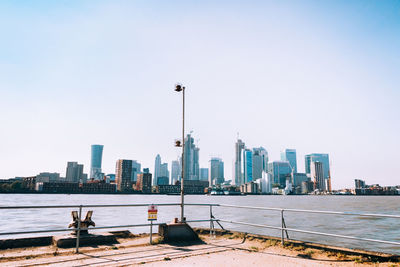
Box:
[0,228,398,264]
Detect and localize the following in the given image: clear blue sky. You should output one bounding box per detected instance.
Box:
[0,0,399,189]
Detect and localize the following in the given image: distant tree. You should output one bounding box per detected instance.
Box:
[10,181,22,191]
[0,183,11,192]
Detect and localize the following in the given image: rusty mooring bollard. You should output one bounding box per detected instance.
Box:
[68,210,95,235]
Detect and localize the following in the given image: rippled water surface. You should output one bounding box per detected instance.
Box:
[0,194,399,254]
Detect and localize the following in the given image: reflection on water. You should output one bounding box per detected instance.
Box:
[0,194,399,255]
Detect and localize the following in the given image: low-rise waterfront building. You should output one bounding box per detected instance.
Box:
[81,180,117,193]
[240,181,259,194]
[177,180,209,194]
[301,180,314,194]
[36,182,80,193]
[355,179,366,189]
[155,185,180,194]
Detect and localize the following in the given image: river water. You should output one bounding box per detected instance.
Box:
[0,194,399,255]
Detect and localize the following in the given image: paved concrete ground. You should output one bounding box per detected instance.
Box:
[0,235,397,266]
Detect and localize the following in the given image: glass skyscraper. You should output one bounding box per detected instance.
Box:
[268,161,292,187]
[209,158,224,185]
[131,160,141,182]
[305,153,330,179]
[234,139,245,186]
[281,149,297,173]
[311,161,326,191]
[183,133,200,180]
[200,168,209,181]
[171,160,181,185]
[252,147,268,180]
[243,149,253,183]
[66,162,85,183]
[90,145,104,180]
[154,154,161,185]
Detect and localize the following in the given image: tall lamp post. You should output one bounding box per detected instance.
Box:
[175,84,185,222]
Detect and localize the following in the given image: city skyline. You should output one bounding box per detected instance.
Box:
[0,1,399,189]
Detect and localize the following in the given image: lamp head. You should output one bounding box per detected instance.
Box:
[175,84,183,92]
[175,140,182,147]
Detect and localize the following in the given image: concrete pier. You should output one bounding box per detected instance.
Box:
[0,229,398,266]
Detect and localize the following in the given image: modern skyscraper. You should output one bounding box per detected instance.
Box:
[131,160,141,182]
[154,154,161,186]
[90,145,104,180]
[234,139,245,185]
[252,149,263,180]
[209,158,224,185]
[115,159,133,191]
[200,168,209,181]
[183,133,200,180]
[267,161,292,187]
[305,154,330,185]
[311,161,325,191]
[171,160,180,185]
[252,147,268,180]
[243,149,253,183]
[66,162,85,183]
[136,173,152,193]
[281,149,297,173]
[160,163,169,181]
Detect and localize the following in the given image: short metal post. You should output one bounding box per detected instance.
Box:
[75,205,82,253]
[150,220,153,245]
[209,205,213,237]
[280,209,284,245]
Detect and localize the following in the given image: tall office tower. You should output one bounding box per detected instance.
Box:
[90,145,104,180]
[281,149,297,173]
[252,149,263,180]
[154,154,161,186]
[136,173,152,193]
[131,160,141,182]
[200,168,209,181]
[311,161,325,191]
[255,147,268,171]
[305,153,330,185]
[209,158,224,185]
[171,160,180,185]
[267,161,292,187]
[183,133,200,180]
[66,162,85,183]
[115,159,133,191]
[160,163,169,180]
[234,139,245,185]
[243,149,253,183]
[252,147,268,180]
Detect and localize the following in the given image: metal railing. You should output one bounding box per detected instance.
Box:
[0,203,217,253]
[0,203,399,254]
[216,204,400,248]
